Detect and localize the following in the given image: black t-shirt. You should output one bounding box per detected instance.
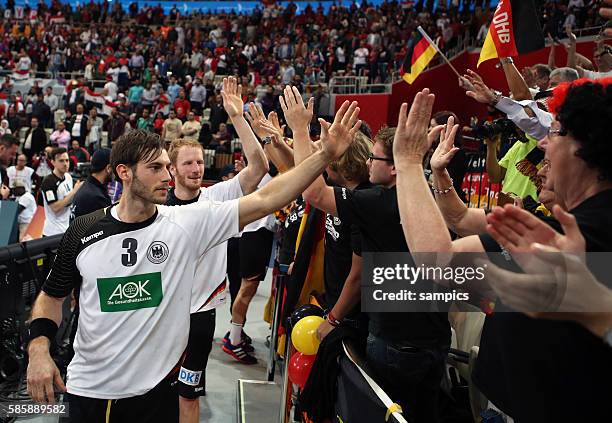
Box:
[278,197,305,266]
[165,187,200,206]
[324,181,373,307]
[72,176,112,218]
[0,165,7,187]
[473,189,612,422]
[333,185,451,348]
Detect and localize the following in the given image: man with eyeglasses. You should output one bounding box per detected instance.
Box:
[568,30,612,79]
[293,119,451,423]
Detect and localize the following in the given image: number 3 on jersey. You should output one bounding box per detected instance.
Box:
[122,238,138,266]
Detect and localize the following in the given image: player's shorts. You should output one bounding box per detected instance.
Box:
[177,309,216,399]
[62,373,178,423]
[239,227,274,280]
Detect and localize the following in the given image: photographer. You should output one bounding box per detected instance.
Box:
[71,149,112,218]
[463,70,545,203]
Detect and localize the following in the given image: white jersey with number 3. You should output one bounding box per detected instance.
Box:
[42,200,240,399]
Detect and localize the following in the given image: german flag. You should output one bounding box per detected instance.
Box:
[477,0,544,67]
[400,27,438,84]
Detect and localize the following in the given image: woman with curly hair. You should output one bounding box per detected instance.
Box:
[392,78,612,422]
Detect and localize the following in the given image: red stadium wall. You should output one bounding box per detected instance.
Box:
[334,94,389,135]
[333,40,602,135]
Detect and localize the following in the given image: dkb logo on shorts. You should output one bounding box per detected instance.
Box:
[97,272,163,312]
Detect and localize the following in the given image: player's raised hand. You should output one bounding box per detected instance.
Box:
[221,76,244,119]
[318,100,361,161]
[245,102,270,139]
[280,85,314,133]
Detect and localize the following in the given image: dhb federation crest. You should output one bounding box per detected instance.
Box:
[147,241,169,264]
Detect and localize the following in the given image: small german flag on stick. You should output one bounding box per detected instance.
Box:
[401,26,461,84]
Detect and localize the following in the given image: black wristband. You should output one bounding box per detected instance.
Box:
[28,318,59,348]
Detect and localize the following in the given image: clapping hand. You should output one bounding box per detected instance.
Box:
[318,100,361,161]
[392,88,436,164]
[429,116,460,172]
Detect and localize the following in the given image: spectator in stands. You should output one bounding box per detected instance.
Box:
[532,64,552,92]
[211,122,232,152]
[128,79,145,108]
[280,60,296,85]
[0,120,12,136]
[32,94,52,128]
[7,153,35,193]
[23,117,48,161]
[104,108,126,146]
[174,89,191,120]
[141,81,158,108]
[167,76,181,104]
[209,94,229,133]
[189,78,207,114]
[161,109,183,148]
[129,51,145,73]
[153,112,165,135]
[43,87,59,116]
[1,76,13,96]
[40,147,81,236]
[68,104,89,146]
[548,67,579,89]
[181,111,201,141]
[50,121,71,150]
[125,113,138,132]
[86,107,104,152]
[8,94,24,116]
[137,108,155,132]
[17,49,32,73]
[567,30,612,79]
[104,75,119,101]
[69,140,90,164]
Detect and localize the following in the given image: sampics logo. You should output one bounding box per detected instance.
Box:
[97,272,163,312]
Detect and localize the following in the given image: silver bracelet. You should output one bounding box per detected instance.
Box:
[431,178,454,195]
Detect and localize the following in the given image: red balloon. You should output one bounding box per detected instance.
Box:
[288,352,316,389]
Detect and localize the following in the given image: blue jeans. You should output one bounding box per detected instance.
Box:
[366,334,447,423]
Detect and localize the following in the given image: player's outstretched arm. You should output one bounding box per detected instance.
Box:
[220,76,269,194]
[238,103,361,229]
[27,292,67,404]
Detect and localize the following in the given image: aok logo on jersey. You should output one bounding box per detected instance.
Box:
[97,272,163,312]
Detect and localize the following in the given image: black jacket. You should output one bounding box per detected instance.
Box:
[32,102,52,127]
[23,127,48,159]
[68,114,89,144]
[71,175,111,218]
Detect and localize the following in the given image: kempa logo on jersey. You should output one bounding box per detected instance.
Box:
[97,272,163,312]
[179,368,202,386]
[81,230,104,245]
